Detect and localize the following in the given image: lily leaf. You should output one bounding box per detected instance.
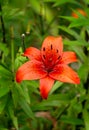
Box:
[83,109,89,130]
[0,95,8,114]
[60,115,84,125]
[50,81,63,94]
[19,97,35,120]
[8,103,18,130]
[0,85,10,98]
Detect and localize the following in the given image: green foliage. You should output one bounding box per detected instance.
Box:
[0,0,89,130]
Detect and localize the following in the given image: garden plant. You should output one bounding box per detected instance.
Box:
[0,0,89,130]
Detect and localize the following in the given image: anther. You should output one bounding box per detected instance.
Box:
[58,56,61,60]
[43,55,46,59]
[43,47,45,51]
[51,44,53,50]
[57,49,59,53]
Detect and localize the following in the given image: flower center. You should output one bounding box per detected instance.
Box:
[42,44,61,73]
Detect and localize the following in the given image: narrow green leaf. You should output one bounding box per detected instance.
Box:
[63,38,89,47]
[63,39,86,46]
[21,82,30,104]
[83,109,89,130]
[0,95,8,114]
[60,16,76,22]
[85,0,89,4]
[0,128,8,130]
[0,65,12,77]
[78,63,89,82]
[11,84,19,108]
[19,97,35,120]
[32,100,62,111]
[48,93,75,101]
[8,105,18,130]
[59,26,80,39]
[60,115,84,125]
[15,82,30,104]
[0,43,9,56]
[50,81,63,94]
[69,18,89,28]
[53,0,77,6]
[69,46,87,62]
[32,95,72,111]
[0,86,10,98]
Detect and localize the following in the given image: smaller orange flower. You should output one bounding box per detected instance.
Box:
[72,9,87,18]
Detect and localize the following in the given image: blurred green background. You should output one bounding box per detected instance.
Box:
[0,0,89,130]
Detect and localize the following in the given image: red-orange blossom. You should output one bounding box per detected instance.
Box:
[16,36,80,99]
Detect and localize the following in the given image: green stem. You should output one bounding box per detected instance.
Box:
[0,4,6,43]
[0,4,6,60]
[56,104,70,119]
[11,39,14,73]
[10,26,14,73]
[21,34,25,51]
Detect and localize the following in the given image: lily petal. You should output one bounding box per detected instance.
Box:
[41,36,63,69]
[60,51,78,64]
[49,65,80,84]
[40,76,54,99]
[16,60,47,83]
[23,47,41,61]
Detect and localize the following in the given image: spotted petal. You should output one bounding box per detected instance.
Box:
[16,60,47,83]
[40,76,54,99]
[41,36,63,69]
[60,51,78,64]
[23,47,41,61]
[49,65,80,84]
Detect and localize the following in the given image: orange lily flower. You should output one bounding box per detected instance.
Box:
[72,9,87,18]
[16,36,80,99]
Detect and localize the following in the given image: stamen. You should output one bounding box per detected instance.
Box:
[58,56,61,60]
[43,55,46,59]
[57,49,59,53]
[43,47,45,51]
[51,44,53,50]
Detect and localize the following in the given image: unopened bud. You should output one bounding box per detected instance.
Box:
[21,33,25,38]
